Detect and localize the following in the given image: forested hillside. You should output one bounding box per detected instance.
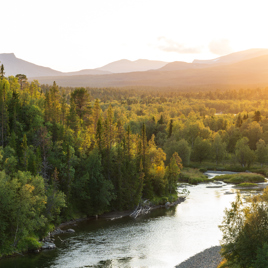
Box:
[1,67,268,256]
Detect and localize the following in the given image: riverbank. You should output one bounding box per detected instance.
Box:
[59,197,186,226]
[176,246,222,268]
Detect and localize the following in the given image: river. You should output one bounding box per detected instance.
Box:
[1,172,238,268]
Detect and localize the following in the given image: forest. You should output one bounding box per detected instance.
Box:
[1,65,268,257]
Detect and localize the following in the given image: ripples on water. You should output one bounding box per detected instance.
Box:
[1,172,238,268]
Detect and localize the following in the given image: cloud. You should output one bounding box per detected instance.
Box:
[157,37,202,54]
[209,39,233,55]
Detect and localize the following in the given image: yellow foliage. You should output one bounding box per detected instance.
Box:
[24,184,35,193]
[217,258,227,268]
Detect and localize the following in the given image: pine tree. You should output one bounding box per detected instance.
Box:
[9,131,17,151]
[235,113,242,127]
[60,91,68,126]
[96,117,104,152]
[126,125,131,161]
[168,119,173,138]
[0,80,9,147]
[254,111,261,122]
[141,123,147,167]
[0,64,5,79]
[15,74,27,90]
[93,99,101,132]
[158,114,164,124]
[67,98,80,133]
[21,134,28,171]
[71,87,91,127]
[50,81,61,123]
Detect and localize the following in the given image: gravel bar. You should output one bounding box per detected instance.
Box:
[175,246,222,268]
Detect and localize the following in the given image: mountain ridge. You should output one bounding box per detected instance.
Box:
[30,54,268,89]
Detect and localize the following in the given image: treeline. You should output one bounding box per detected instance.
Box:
[0,71,181,256]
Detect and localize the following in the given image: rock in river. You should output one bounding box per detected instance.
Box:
[66,229,75,233]
[42,242,56,250]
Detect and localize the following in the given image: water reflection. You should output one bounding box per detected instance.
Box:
[1,172,239,268]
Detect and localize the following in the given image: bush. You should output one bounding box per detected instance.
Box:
[168,195,177,202]
[161,196,168,204]
[18,237,41,251]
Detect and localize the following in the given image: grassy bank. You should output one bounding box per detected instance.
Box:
[214,173,265,184]
[179,168,210,184]
[187,161,268,176]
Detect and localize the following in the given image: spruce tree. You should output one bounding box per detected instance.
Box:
[0,64,5,79]
[21,134,28,171]
[0,80,9,147]
[168,119,173,138]
[67,99,80,133]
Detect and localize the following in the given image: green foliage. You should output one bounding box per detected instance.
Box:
[73,149,115,215]
[0,171,47,255]
[253,243,268,268]
[179,168,209,184]
[17,236,41,251]
[3,74,268,257]
[237,182,258,187]
[214,173,265,184]
[212,133,226,164]
[151,194,177,205]
[235,137,256,168]
[220,193,268,268]
[191,137,211,163]
[256,139,268,167]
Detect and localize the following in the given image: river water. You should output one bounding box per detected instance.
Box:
[1,172,238,268]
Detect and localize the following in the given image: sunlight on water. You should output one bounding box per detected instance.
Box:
[1,172,237,268]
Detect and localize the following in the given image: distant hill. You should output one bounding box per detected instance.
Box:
[0,54,167,77]
[96,59,168,73]
[159,61,206,71]
[159,48,268,72]
[62,69,111,76]
[31,54,268,90]
[0,53,111,77]
[192,48,268,65]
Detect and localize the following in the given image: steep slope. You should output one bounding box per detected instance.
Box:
[96,59,168,73]
[0,53,63,77]
[31,55,268,89]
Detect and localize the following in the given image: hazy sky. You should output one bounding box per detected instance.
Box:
[2,0,268,72]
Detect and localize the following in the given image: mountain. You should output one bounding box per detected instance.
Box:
[62,69,111,76]
[192,48,268,65]
[0,54,167,77]
[158,61,206,71]
[159,48,268,72]
[0,53,63,77]
[96,59,168,73]
[0,53,111,77]
[31,54,268,90]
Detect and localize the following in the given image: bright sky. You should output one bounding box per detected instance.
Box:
[2,0,268,72]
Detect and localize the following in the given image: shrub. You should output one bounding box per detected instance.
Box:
[18,237,41,251]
